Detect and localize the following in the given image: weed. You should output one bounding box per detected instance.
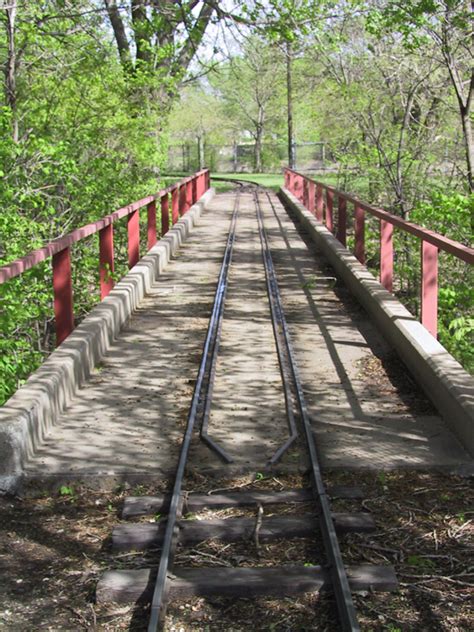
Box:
[59,485,74,497]
[407,555,436,570]
[377,472,388,491]
[302,277,317,290]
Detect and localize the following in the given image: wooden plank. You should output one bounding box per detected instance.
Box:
[96,564,398,603]
[122,486,363,518]
[112,513,375,551]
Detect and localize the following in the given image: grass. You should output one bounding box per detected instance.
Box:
[162,170,341,193]
[211,172,284,192]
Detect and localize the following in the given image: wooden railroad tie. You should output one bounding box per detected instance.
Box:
[97,565,398,603]
[97,486,398,604]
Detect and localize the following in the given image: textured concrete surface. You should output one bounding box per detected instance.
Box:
[22,189,472,486]
[0,190,214,493]
[280,187,474,458]
[260,191,472,470]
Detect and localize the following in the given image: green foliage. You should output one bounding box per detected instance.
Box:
[59,485,74,497]
[0,3,168,405]
[411,193,473,371]
[407,554,436,570]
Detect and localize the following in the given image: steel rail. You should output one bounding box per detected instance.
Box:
[210,177,300,464]
[210,177,301,463]
[199,192,241,463]
[255,189,360,632]
[249,189,299,464]
[147,192,241,631]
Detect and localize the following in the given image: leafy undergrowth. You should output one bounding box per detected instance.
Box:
[0,471,472,630]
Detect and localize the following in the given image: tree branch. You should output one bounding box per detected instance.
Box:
[103,0,133,71]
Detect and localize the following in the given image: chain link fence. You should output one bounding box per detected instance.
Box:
[166,141,333,173]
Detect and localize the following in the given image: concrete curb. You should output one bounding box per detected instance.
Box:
[279,187,474,458]
[0,188,216,493]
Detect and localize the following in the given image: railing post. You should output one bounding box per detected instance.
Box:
[303,178,309,208]
[186,179,193,211]
[326,189,334,233]
[298,175,305,202]
[315,184,324,221]
[354,203,365,263]
[205,170,210,190]
[171,187,179,224]
[307,180,315,214]
[192,176,197,204]
[147,200,157,250]
[337,195,347,246]
[52,247,74,346]
[380,220,393,292]
[421,240,438,337]
[161,194,170,235]
[99,224,114,299]
[179,184,187,216]
[128,209,140,268]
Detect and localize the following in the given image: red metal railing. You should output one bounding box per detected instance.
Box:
[284,168,474,338]
[0,169,210,345]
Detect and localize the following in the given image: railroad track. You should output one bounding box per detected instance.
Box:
[96,183,397,631]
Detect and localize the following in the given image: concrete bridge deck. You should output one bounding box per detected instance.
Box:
[19,189,473,486]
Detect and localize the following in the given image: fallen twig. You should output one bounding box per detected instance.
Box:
[253,503,264,555]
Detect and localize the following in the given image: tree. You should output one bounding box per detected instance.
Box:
[366,0,474,193]
[212,37,285,172]
[168,86,229,169]
[103,0,215,105]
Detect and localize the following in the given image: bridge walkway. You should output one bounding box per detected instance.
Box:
[24,188,471,486]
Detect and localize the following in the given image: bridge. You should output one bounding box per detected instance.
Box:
[0,169,473,629]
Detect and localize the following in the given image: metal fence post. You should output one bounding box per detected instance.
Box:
[52,247,74,346]
[128,209,140,268]
[337,196,347,246]
[326,189,334,233]
[171,187,179,224]
[380,220,393,292]
[421,241,438,337]
[161,194,170,235]
[354,203,365,263]
[147,200,157,250]
[99,224,114,299]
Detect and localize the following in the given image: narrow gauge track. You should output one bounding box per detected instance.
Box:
[97,181,397,631]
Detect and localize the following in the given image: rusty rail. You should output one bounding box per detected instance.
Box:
[0,169,210,345]
[284,168,474,337]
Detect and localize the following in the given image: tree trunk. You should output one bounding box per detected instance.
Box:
[255,134,262,172]
[460,104,474,193]
[197,134,205,170]
[286,41,295,169]
[4,2,18,142]
[232,141,238,172]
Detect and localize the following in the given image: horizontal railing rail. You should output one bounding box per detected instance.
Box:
[284,167,474,337]
[0,169,210,345]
